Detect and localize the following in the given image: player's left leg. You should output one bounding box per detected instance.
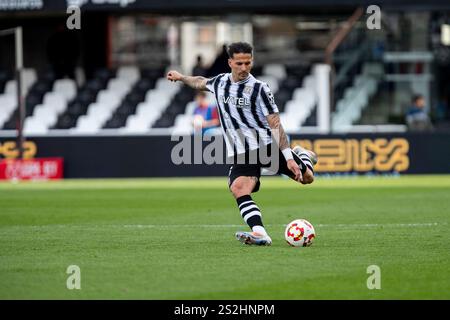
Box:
[228,166,272,246]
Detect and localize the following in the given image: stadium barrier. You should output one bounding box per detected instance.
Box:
[0,132,449,178]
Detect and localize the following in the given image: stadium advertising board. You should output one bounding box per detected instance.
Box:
[0,132,448,178]
[0,157,63,180]
[290,137,410,173]
[0,140,37,159]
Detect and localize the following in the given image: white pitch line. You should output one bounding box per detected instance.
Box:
[123,222,443,229]
[0,222,443,232]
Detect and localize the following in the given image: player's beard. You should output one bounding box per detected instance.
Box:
[239,72,248,80]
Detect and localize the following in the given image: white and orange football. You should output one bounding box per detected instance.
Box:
[285,219,316,247]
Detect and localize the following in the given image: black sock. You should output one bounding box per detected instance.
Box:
[293,151,313,174]
[236,195,264,230]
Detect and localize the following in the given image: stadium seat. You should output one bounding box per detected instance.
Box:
[151,84,194,130]
[152,114,175,128]
[183,101,198,117]
[302,75,316,91]
[141,67,165,81]
[280,113,297,131]
[86,78,105,93]
[96,91,121,107]
[4,69,37,96]
[0,94,17,128]
[331,63,381,130]
[104,115,128,129]
[25,90,69,131]
[0,63,329,134]
[120,101,138,116]
[53,79,77,102]
[122,115,155,133]
[274,88,293,112]
[263,64,286,81]
[107,79,132,98]
[258,75,279,93]
[56,113,77,129]
[135,78,155,93]
[23,118,48,135]
[67,101,89,117]
[4,80,16,95]
[117,66,140,85]
[172,114,194,135]
[0,70,12,93]
[1,70,54,129]
[93,68,116,84]
[30,106,58,128]
[292,88,316,108]
[42,92,67,114]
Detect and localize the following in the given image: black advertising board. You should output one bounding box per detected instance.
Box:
[1,132,449,178]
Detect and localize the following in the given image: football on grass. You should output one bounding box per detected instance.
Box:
[285,219,316,247]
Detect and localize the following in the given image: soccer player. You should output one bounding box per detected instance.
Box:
[167,42,317,246]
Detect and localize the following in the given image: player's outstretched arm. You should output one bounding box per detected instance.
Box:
[167,70,208,91]
[266,113,302,183]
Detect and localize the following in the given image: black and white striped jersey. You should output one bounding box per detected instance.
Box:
[205,73,279,157]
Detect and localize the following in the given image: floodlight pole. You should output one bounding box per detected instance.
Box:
[0,27,24,158]
[15,27,25,159]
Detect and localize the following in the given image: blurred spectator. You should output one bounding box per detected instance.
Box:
[206,44,229,77]
[405,94,433,131]
[192,91,220,135]
[192,55,207,76]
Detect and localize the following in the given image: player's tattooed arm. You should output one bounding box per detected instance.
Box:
[181,75,208,90]
[266,113,290,151]
[267,112,302,182]
[167,70,207,90]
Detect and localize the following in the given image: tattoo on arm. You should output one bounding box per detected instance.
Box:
[181,75,207,90]
[266,113,290,150]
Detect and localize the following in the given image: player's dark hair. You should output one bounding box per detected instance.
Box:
[227,42,253,59]
[412,94,423,104]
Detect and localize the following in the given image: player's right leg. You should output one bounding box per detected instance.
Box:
[292,146,317,184]
[277,146,316,184]
[293,145,318,166]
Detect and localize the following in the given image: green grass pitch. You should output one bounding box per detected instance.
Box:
[0,175,449,299]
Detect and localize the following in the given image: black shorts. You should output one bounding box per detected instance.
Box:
[227,144,312,193]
